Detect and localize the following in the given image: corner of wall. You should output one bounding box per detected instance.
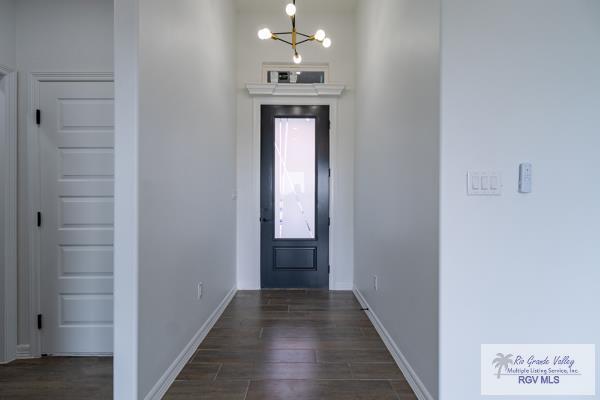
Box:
[353,287,435,400]
[142,286,237,400]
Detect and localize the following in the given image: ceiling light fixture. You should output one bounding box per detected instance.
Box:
[285,3,296,17]
[257,0,331,65]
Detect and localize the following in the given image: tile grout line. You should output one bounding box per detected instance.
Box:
[242,380,251,400]
[213,363,223,382]
[388,379,413,400]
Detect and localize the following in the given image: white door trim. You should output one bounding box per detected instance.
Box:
[246,85,346,290]
[23,72,113,357]
[0,64,18,364]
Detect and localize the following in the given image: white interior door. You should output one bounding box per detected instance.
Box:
[39,80,114,355]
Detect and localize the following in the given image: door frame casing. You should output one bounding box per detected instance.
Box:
[23,72,113,357]
[0,64,18,363]
[247,89,345,290]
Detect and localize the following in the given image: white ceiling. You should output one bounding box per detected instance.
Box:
[236,0,358,13]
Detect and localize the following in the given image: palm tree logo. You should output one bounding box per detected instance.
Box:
[492,353,514,379]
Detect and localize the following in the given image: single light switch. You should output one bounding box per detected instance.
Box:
[472,174,480,190]
[481,176,489,190]
[490,176,498,190]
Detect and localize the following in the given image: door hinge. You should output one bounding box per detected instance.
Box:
[37,211,42,227]
[36,109,41,125]
[328,217,331,226]
[328,120,331,130]
[328,168,331,177]
[37,314,43,330]
[328,265,330,274]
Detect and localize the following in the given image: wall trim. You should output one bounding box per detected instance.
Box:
[22,72,114,357]
[353,287,435,400]
[30,72,113,82]
[241,94,344,290]
[16,344,32,359]
[143,286,237,400]
[247,83,345,97]
[0,64,18,364]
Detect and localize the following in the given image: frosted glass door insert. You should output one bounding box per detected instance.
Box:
[274,118,316,239]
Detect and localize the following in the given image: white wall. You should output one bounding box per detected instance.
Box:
[0,0,16,68]
[236,9,356,290]
[15,0,113,72]
[439,1,600,398]
[14,0,114,352]
[115,0,237,397]
[354,0,440,398]
[0,0,17,364]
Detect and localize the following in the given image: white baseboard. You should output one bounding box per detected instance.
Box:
[144,286,237,400]
[13,343,110,359]
[353,287,435,400]
[237,282,354,291]
[16,344,32,359]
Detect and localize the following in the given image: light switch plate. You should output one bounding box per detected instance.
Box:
[468,171,502,196]
[519,163,532,193]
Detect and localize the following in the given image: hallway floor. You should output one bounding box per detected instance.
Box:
[165,290,416,399]
[0,356,112,399]
[0,290,416,399]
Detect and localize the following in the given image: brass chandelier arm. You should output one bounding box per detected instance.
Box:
[272,36,293,46]
[296,38,313,45]
[291,0,296,29]
[271,32,315,44]
[290,0,297,53]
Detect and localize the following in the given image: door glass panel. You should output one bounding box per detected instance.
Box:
[274,117,316,239]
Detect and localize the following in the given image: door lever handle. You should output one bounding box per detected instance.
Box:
[260,217,272,223]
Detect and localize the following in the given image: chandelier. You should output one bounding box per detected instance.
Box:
[257,0,331,64]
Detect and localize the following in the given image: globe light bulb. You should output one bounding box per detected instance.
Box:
[293,53,302,64]
[257,28,272,40]
[315,29,326,42]
[322,37,332,48]
[285,3,296,16]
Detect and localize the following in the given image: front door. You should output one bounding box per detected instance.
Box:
[260,105,330,288]
[39,80,114,354]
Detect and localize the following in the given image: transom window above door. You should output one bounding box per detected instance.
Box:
[262,63,329,84]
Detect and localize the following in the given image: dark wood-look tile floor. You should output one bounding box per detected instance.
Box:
[165,290,417,400]
[0,356,112,400]
[0,291,416,400]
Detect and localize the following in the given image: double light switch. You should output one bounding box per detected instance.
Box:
[468,171,502,196]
